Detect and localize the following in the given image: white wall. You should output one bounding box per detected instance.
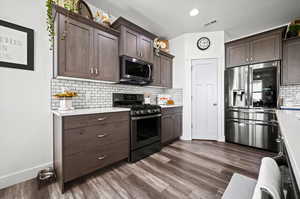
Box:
[170,31,225,141]
[0,0,52,189]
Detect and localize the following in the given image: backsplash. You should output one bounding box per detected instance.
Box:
[51,79,183,109]
[280,85,300,106]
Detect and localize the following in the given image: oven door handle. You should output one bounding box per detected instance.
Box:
[131,114,162,120]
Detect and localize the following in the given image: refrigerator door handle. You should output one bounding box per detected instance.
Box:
[248,67,253,107]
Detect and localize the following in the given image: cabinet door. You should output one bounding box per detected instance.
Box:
[282,38,300,85]
[150,54,161,86]
[250,33,281,63]
[139,35,153,63]
[94,29,119,82]
[160,55,173,88]
[226,41,250,68]
[58,15,94,79]
[121,27,139,59]
[161,115,174,144]
[173,113,183,139]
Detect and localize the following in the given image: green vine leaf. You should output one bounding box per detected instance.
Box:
[46,0,79,50]
[46,0,55,50]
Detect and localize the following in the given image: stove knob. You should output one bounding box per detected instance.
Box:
[140,110,145,114]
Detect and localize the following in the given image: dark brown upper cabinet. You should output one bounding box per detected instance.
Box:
[112,17,156,64]
[250,32,281,63]
[139,35,153,63]
[58,15,94,79]
[121,27,140,59]
[282,37,300,85]
[94,30,119,82]
[151,51,174,88]
[53,6,120,82]
[151,53,161,86]
[225,28,284,68]
[226,41,250,68]
[160,55,173,88]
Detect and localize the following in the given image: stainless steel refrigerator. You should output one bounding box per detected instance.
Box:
[225,61,280,152]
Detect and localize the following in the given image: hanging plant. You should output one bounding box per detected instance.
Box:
[46,0,56,50]
[46,0,79,50]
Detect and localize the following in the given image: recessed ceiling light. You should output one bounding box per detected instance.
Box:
[189,8,199,17]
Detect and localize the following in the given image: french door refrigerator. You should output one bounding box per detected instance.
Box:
[225,61,280,152]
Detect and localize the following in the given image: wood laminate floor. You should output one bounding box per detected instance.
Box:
[0,140,275,199]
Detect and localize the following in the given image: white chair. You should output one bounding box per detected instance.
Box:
[222,157,283,199]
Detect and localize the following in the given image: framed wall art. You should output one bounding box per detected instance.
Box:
[0,19,34,70]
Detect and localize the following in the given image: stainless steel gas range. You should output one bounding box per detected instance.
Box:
[113,93,161,162]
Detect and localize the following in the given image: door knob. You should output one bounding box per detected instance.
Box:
[213,103,218,106]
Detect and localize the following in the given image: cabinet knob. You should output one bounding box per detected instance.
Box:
[61,31,67,40]
[97,117,107,121]
[97,134,107,138]
[97,155,106,160]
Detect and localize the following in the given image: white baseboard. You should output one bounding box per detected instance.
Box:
[0,162,53,190]
[218,136,225,142]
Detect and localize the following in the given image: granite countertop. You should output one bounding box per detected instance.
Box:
[276,109,300,189]
[159,105,183,108]
[52,107,131,117]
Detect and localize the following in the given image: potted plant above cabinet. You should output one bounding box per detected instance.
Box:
[52,5,120,82]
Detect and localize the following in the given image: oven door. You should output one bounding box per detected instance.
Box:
[120,56,152,84]
[131,114,161,150]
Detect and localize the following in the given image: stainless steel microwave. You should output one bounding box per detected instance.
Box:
[120,56,153,86]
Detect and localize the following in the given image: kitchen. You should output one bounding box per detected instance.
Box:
[0,0,300,199]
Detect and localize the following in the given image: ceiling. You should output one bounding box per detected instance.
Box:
[86,0,300,41]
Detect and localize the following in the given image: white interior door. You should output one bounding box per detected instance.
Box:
[192,59,218,140]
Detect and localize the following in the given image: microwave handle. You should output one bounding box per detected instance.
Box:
[148,65,152,80]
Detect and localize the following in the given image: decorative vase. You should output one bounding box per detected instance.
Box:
[58,98,74,111]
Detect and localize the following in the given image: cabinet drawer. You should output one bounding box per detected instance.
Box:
[64,120,129,156]
[64,140,128,182]
[63,111,129,129]
[162,107,183,115]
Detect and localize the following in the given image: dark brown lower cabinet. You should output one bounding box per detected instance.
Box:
[161,107,183,145]
[53,111,130,193]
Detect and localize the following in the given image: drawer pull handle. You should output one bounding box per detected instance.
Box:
[97,117,107,121]
[97,134,107,138]
[97,155,106,160]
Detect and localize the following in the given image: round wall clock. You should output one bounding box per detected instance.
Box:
[197,37,211,50]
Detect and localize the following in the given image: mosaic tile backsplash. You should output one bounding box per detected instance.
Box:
[280,85,300,106]
[51,79,183,109]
